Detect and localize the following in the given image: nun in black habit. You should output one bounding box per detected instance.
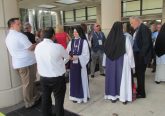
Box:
[104,22,135,104]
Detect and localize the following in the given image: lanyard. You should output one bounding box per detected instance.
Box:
[94,32,102,39]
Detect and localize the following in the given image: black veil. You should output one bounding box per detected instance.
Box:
[104,22,126,60]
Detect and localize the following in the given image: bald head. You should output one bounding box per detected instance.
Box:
[129,16,142,30]
[94,23,101,32]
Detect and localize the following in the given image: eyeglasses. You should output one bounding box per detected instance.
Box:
[96,25,100,27]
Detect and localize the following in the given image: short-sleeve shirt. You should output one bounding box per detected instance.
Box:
[54,32,68,49]
[5,30,36,69]
[34,39,69,77]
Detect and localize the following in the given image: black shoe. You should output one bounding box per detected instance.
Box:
[33,96,41,107]
[147,63,151,68]
[136,94,146,98]
[122,101,127,105]
[132,73,136,77]
[155,81,160,84]
[91,75,94,78]
[100,74,105,76]
[152,70,156,73]
[111,100,117,103]
[72,101,77,103]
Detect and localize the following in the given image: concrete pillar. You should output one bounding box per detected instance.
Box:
[101,0,121,36]
[56,11,62,26]
[162,0,165,23]
[96,5,101,25]
[0,0,23,108]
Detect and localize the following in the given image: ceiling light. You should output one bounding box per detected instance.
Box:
[156,20,161,22]
[39,10,43,14]
[43,10,49,13]
[56,0,79,4]
[32,10,35,15]
[51,11,56,15]
[38,4,56,9]
[143,22,147,24]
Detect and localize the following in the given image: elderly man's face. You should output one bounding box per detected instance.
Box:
[151,24,157,32]
[157,24,162,32]
[130,19,139,30]
[94,24,100,32]
[25,25,32,32]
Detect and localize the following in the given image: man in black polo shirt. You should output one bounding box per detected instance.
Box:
[23,22,36,44]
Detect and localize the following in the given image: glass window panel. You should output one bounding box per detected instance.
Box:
[143,0,163,9]
[143,9,162,15]
[65,18,74,22]
[123,1,140,12]
[88,7,96,16]
[76,17,85,21]
[43,15,52,27]
[52,15,56,27]
[123,11,140,17]
[65,11,74,19]
[76,9,85,17]
[88,15,96,20]
[65,11,74,22]
[76,9,85,21]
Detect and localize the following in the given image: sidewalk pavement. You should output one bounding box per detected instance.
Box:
[1,68,165,116]
[61,68,165,116]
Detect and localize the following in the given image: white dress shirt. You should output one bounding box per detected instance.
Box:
[35,39,69,77]
[156,54,165,64]
[5,30,36,69]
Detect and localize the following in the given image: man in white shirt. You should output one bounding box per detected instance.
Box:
[35,27,69,116]
[5,18,39,108]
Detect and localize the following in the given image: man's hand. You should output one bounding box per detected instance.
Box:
[72,55,78,61]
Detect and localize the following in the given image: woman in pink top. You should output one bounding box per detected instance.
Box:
[54,25,70,49]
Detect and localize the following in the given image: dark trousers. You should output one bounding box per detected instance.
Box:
[152,56,156,71]
[134,52,147,97]
[40,75,66,116]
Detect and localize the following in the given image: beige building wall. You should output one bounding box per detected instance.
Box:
[162,0,165,23]
[101,0,121,37]
[56,11,62,25]
[96,5,101,24]
[0,0,23,108]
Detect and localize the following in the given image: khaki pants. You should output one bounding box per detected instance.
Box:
[16,64,39,106]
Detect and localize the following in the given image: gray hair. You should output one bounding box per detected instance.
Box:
[123,23,127,33]
[23,22,31,30]
[129,16,142,23]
